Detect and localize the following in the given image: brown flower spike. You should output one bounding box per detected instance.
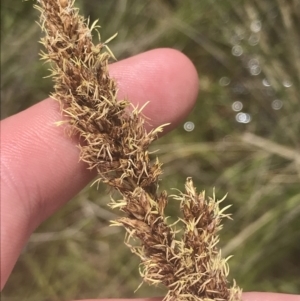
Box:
[35,0,242,300]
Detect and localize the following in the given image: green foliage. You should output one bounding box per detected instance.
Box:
[2,0,300,300]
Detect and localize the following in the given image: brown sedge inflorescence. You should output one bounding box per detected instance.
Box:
[34,0,242,300]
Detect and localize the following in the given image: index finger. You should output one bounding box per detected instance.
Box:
[0,48,199,288]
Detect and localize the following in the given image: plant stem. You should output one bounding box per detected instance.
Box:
[35,0,242,300]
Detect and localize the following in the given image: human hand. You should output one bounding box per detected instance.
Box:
[1,48,298,301]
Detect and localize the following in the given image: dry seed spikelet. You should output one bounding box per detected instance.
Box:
[35,0,242,300]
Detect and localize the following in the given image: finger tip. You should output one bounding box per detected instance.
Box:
[153,48,199,131]
[110,48,199,132]
[242,292,300,301]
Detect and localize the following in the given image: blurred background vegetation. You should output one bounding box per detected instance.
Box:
[1,0,300,300]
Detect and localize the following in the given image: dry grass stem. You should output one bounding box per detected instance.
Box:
[35,0,242,300]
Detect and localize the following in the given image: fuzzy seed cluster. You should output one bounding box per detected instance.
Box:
[36,0,242,300]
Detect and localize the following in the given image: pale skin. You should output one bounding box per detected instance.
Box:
[1,48,299,301]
